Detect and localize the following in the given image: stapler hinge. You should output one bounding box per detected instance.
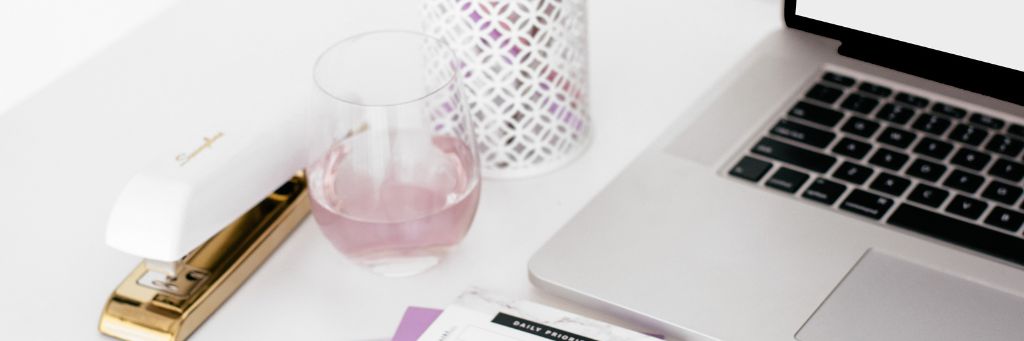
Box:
[99,173,310,340]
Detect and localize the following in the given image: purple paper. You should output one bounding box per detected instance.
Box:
[390,307,443,341]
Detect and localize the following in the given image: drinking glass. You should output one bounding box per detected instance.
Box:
[308,31,480,277]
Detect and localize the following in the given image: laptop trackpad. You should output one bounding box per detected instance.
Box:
[797,250,1024,341]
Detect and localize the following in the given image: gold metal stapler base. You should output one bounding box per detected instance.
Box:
[99,173,310,340]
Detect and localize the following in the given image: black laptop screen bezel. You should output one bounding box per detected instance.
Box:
[784,0,1024,107]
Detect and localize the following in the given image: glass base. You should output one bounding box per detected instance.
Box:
[352,249,449,277]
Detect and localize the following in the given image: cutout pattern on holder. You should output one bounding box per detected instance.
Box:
[424,0,590,178]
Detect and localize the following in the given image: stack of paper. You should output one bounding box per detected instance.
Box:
[390,288,663,341]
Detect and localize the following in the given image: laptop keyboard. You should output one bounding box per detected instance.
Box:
[729,70,1024,266]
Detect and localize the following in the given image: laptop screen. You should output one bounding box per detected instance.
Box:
[796,0,1024,73]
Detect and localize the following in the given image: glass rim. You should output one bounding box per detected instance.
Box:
[312,30,458,108]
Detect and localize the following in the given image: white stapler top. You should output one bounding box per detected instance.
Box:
[106,116,307,262]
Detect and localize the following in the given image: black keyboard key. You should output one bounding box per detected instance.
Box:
[888,204,1024,267]
[1009,124,1024,139]
[729,156,772,182]
[942,169,985,194]
[946,195,988,220]
[832,137,872,159]
[822,72,855,87]
[868,148,909,170]
[985,207,1024,232]
[840,116,880,138]
[931,102,967,119]
[770,119,836,148]
[877,127,917,148]
[982,181,1022,206]
[895,92,929,108]
[989,158,1024,182]
[858,82,892,97]
[912,137,954,160]
[969,113,1004,130]
[870,173,911,196]
[751,138,837,173]
[985,135,1024,157]
[911,113,952,135]
[806,84,843,104]
[906,158,946,182]
[947,124,989,146]
[876,104,915,125]
[907,183,949,208]
[789,101,845,127]
[802,178,847,205]
[840,189,893,219]
[950,148,991,171]
[765,167,810,193]
[833,161,873,185]
[840,93,880,114]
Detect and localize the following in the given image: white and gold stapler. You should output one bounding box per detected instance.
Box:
[99,120,310,340]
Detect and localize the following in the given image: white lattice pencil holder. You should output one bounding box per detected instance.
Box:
[424,0,590,178]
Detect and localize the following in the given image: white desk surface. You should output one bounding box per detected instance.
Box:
[0,0,781,339]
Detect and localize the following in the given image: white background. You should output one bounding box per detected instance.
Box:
[798,0,1024,71]
[0,0,177,116]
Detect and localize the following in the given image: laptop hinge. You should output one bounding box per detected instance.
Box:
[838,37,1023,108]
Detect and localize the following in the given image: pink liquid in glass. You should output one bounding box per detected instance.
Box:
[307,131,480,276]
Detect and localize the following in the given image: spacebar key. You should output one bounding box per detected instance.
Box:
[751,137,837,173]
[887,204,1024,266]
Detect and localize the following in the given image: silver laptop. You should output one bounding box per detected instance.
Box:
[530,1,1024,340]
